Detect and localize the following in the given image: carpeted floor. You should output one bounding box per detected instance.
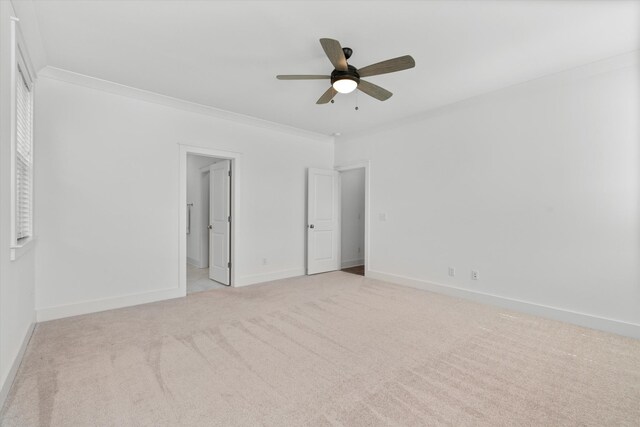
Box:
[1,272,639,426]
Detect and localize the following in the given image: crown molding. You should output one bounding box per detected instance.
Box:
[38,66,334,144]
[341,50,640,141]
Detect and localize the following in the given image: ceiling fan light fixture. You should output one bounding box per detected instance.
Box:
[332,77,358,94]
[276,38,415,104]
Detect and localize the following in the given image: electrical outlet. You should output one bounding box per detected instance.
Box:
[358,247,361,253]
[471,270,479,280]
[448,267,455,277]
[379,213,387,221]
[262,258,268,265]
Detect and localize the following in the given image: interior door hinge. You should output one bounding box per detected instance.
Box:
[228,170,231,177]
[228,216,231,222]
[227,261,231,268]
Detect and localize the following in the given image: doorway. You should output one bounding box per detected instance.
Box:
[339,167,365,276]
[306,161,369,276]
[180,145,240,295]
[186,154,231,293]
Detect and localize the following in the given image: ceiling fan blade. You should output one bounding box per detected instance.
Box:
[276,75,330,80]
[319,38,348,71]
[316,86,338,104]
[357,55,415,78]
[358,80,393,101]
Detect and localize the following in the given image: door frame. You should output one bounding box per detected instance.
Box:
[335,161,370,276]
[179,144,240,294]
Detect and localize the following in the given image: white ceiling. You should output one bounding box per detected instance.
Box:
[31,0,640,136]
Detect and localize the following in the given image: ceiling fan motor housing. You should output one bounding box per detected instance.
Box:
[331,64,360,86]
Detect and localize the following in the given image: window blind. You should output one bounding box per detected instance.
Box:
[15,64,33,240]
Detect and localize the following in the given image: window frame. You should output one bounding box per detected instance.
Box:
[9,16,36,261]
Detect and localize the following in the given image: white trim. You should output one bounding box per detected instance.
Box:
[36,288,184,322]
[38,66,333,143]
[335,161,371,275]
[341,259,364,269]
[343,50,640,140]
[9,18,17,249]
[367,270,640,339]
[9,16,36,259]
[9,17,36,84]
[0,322,36,411]
[8,0,48,71]
[180,145,240,292]
[235,268,305,288]
[199,163,216,172]
[9,236,35,261]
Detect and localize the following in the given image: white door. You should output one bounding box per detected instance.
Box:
[307,168,340,275]
[200,171,210,268]
[209,160,230,285]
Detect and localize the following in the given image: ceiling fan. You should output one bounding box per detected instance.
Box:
[277,38,415,104]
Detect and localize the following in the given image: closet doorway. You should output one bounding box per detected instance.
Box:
[180,145,239,295]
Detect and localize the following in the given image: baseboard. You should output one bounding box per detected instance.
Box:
[341,259,364,269]
[367,270,640,339]
[36,287,185,322]
[186,257,201,268]
[235,268,306,288]
[0,321,35,412]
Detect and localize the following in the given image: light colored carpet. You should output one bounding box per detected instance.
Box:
[1,272,639,426]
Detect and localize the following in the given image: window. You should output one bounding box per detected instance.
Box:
[15,63,33,241]
[10,16,35,260]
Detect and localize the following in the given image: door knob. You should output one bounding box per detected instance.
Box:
[309,224,314,229]
[208,225,213,230]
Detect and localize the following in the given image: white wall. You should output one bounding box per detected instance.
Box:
[336,53,640,337]
[0,0,42,407]
[186,154,218,267]
[340,168,365,268]
[34,71,333,320]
